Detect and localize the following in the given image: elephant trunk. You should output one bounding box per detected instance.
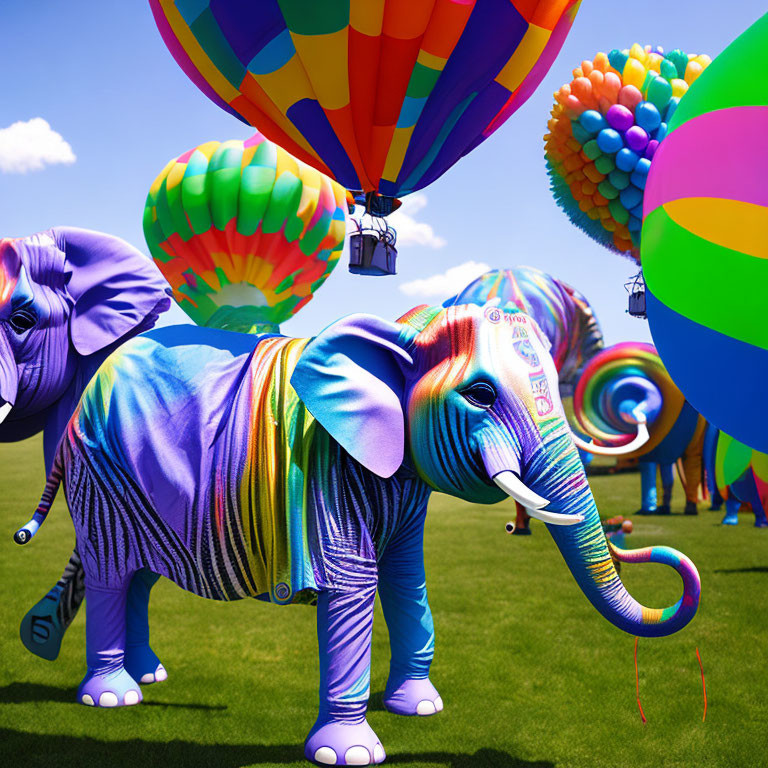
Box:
[521,433,700,638]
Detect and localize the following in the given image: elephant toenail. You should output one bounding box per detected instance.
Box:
[98,691,119,707]
[313,746,337,764]
[344,746,371,765]
[416,699,437,715]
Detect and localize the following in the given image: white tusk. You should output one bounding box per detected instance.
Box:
[0,402,11,425]
[571,415,649,456]
[492,470,583,526]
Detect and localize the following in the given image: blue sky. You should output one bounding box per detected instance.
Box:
[1,1,764,342]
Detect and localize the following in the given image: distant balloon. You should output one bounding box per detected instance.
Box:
[143,132,347,333]
[642,14,768,451]
[150,0,581,201]
[545,44,711,261]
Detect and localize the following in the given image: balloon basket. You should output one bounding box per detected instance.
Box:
[626,271,647,319]
[348,217,398,276]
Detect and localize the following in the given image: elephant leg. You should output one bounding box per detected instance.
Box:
[305,586,385,766]
[638,462,657,514]
[377,526,441,718]
[78,575,142,707]
[721,496,740,526]
[20,549,85,661]
[658,463,674,513]
[124,569,167,684]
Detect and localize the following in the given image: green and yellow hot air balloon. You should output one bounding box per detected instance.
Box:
[143,131,348,334]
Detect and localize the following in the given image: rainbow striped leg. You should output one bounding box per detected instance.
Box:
[305,587,385,766]
[378,525,441,717]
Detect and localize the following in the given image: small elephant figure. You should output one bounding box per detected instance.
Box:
[16,304,700,766]
[0,227,189,659]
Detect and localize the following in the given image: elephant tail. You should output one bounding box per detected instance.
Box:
[14,453,63,545]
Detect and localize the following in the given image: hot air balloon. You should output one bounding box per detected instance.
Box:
[143,132,348,333]
[545,44,711,262]
[642,13,768,452]
[149,0,581,205]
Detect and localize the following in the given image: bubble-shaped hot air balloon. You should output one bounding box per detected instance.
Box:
[642,14,768,452]
[572,342,704,462]
[149,0,581,204]
[545,44,711,261]
[143,132,347,333]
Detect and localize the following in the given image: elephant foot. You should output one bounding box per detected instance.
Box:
[124,644,168,684]
[684,502,698,516]
[656,504,671,515]
[383,677,443,716]
[511,527,532,536]
[754,519,768,529]
[78,667,142,707]
[721,513,739,526]
[305,719,385,766]
[635,508,653,516]
[19,587,65,661]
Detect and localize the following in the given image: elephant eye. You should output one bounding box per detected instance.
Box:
[9,308,37,334]
[460,381,497,409]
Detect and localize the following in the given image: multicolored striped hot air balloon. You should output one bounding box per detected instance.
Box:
[143,132,348,333]
[149,0,581,202]
[641,13,768,452]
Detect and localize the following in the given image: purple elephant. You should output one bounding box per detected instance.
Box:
[0,227,190,660]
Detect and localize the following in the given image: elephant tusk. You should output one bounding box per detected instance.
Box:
[492,471,583,526]
[571,414,649,456]
[0,402,11,425]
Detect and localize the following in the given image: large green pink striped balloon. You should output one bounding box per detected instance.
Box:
[641,13,768,452]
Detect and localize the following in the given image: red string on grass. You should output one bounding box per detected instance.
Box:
[696,647,707,722]
[634,636,647,724]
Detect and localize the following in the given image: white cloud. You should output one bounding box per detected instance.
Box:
[389,192,446,249]
[399,260,491,298]
[0,118,76,174]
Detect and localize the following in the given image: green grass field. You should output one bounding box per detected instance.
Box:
[1,435,766,768]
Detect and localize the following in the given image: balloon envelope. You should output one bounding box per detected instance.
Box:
[143,132,347,332]
[641,14,768,451]
[150,0,581,199]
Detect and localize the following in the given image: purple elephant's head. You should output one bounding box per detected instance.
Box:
[0,227,171,435]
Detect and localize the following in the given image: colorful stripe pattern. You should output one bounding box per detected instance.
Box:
[573,341,699,461]
[545,44,710,261]
[641,13,768,452]
[711,430,768,526]
[143,132,347,333]
[149,0,581,198]
[445,266,604,388]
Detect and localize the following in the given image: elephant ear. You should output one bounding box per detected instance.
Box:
[291,314,414,478]
[56,227,172,356]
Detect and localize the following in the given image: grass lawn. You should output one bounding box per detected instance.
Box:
[1,434,766,768]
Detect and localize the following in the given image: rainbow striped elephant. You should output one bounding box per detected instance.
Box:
[15,304,700,766]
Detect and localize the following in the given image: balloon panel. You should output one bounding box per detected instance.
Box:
[150,0,581,198]
[545,43,710,262]
[144,132,347,331]
[641,13,768,451]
